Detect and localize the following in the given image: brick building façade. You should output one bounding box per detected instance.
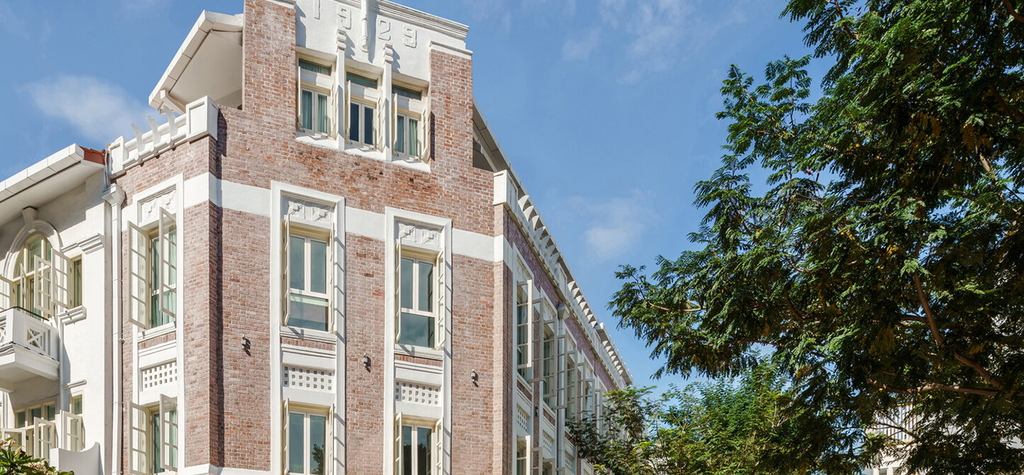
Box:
[0,1,631,475]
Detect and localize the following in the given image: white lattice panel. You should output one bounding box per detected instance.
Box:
[542,431,555,456]
[516,405,531,433]
[141,361,177,390]
[394,381,440,406]
[283,366,334,392]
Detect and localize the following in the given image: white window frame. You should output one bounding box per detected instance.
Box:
[129,397,178,475]
[515,281,534,382]
[348,99,376,148]
[396,252,441,349]
[128,209,177,330]
[284,405,333,475]
[298,58,335,137]
[283,223,333,332]
[394,111,421,158]
[391,82,429,162]
[394,415,440,475]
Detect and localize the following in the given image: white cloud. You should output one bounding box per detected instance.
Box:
[562,28,600,61]
[572,190,658,261]
[25,75,151,144]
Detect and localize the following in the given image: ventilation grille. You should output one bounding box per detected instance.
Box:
[141,361,177,390]
[516,405,531,433]
[395,381,440,406]
[283,366,334,392]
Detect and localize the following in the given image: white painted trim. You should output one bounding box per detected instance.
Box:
[428,41,472,59]
[270,181,346,475]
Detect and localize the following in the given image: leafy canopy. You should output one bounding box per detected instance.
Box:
[612,0,1024,473]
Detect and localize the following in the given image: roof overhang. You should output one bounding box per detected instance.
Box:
[149,11,244,112]
[0,145,105,225]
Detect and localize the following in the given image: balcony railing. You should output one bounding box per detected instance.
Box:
[0,307,59,388]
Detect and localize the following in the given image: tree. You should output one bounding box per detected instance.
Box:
[570,359,819,475]
[612,1,1024,473]
[0,437,72,475]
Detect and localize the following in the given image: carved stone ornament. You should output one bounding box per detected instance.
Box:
[338,6,351,29]
[286,198,332,224]
[139,189,177,224]
[397,222,441,250]
[403,26,417,48]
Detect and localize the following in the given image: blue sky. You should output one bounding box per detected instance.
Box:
[0,0,822,393]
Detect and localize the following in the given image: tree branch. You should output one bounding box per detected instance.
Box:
[866,378,999,397]
[1002,0,1024,24]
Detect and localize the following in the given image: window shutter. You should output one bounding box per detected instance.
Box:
[128,222,151,330]
[160,395,178,471]
[33,255,53,320]
[394,242,402,343]
[50,249,70,312]
[129,402,148,475]
[33,417,57,460]
[376,92,386,151]
[329,218,337,334]
[434,418,443,475]
[392,93,399,153]
[327,404,335,475]
[435,251,446,349]
[393,412,403,475]
[344,81,352,144]
[0,274,14,311]
[297,60,303,129]
[419,95,430,162]
[283,215,292,327]
[282,399,290,474]
[526,281,534,371]
[159,209,177,320]
[555,334,568,410]
[63,411,84,452]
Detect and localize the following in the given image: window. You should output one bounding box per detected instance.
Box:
[542,326,556,407]
[299,59,333,136]
[393,84,422,100]
[395,113,419,156]
[7,402,57,460]
[346,72,377,147]
[515,440,528,475]
[69,257,83,308]
[128,209,177,330]
[564,351,577,418]
[287,410,327,475]
[1,235,72,320]
[515,282,533,380]
[64,395,85,451]
[393,414,441,475]
[129,396,177,475]
[398,256,435,348]
[286,233,329,331]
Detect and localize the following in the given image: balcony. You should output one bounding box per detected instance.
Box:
[0,307,59,389]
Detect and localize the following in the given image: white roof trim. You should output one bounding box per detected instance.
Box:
[0,144,101,203]
[148,10,244,110]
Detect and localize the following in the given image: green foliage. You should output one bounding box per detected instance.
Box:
[0,438,72,475]
[612,1,1024,473]
[569,360,831,475]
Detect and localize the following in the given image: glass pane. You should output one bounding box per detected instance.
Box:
[396,116,405,153]
[152,412,163,474]
[317,94,329,134]
[417,427,431,475]
[45,404,55,421]
[31,407,42,421]
[300,60,331,75]
[398,313,434,348]
[364,106,374,145]
[402,426,412,475]
[409,119,419,156]
[310,240,327,294]
[349,103,360,141]
[394,85,422,100]
[168,409,178,468]
[289,295,329,331]
[346,72,378,89]
[301,90,313,130]
[15,411,25,428]
[289,413,305,473]
[290,237,305,290]
[400,259,413,309]
[167,229,177,286]
[151,237,161,288]
[418,262,433,312]
[309,415,326,475]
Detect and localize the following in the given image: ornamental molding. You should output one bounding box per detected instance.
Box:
[397,221,441,250]
[139,189,177,224]
[285,198,332,224]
